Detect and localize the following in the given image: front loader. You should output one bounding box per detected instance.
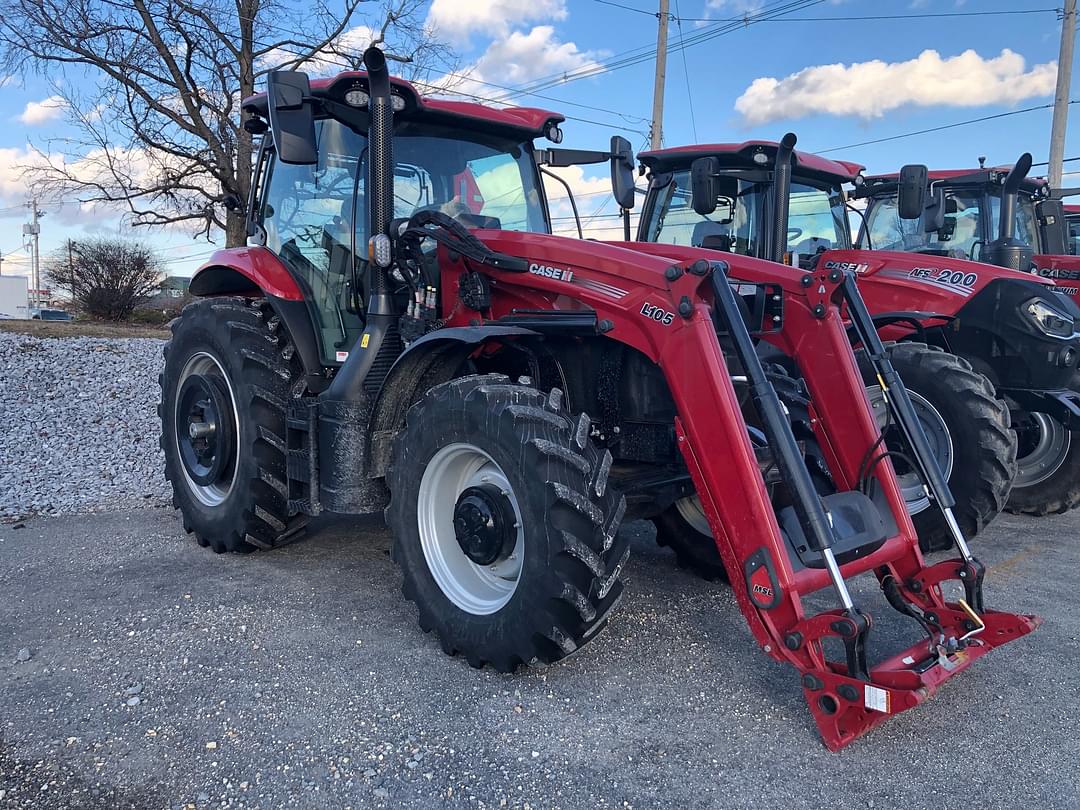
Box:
[159,47,1037,750]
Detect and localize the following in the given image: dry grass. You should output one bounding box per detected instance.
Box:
[0,319,170,340]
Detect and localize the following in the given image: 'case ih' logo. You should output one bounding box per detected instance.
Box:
[529,263,574,282]
[824,260,869,274]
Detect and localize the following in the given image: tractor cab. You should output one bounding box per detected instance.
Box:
[638,140,857,268]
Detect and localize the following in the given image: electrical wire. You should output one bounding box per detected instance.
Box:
[673,0,699,143]
[819,101,1078,154]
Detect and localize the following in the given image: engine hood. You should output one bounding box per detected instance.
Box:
[821,248,1053,320]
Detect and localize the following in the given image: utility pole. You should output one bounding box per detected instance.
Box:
[1049,0,1076,189]
[650,0,671,151]
[22,200,42,308]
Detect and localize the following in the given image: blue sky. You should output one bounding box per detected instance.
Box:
[0,0,1074,283]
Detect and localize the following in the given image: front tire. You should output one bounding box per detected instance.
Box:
[387,375,629,672]
[858,342,1016,552]
[159,297,307,553]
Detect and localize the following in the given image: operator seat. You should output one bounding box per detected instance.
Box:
[691,220,733,251]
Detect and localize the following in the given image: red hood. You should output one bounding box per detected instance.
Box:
[822,248,1051,319]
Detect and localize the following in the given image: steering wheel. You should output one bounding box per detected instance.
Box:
[787,227,803,242]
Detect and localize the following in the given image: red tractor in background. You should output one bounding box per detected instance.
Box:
[636,137,1080,561]
[855,159,1080,515]
[158,48,1037,750]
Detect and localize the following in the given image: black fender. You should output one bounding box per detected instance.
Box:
[366,326,541,476]
[846,310,952,347]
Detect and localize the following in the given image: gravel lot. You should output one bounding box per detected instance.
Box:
[0,332,170,519]
[1,506,1077,810]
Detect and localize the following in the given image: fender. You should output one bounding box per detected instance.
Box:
[189,247,326,391]
[366,326,541,476]
[189,247,305,300]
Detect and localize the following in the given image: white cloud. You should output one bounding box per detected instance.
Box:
[542,166,638,240]
[427,0,566,39]
[446,26,604,100]
[734,49,1056,126]
[17,95,68,126]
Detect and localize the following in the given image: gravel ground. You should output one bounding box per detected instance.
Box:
[0,332,170,519]
[1,507,1076,809]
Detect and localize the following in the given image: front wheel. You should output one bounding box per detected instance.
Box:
[858,342,1016,552]
[1006,373,1080,515]
[159,297,307,553]
[386,375,629,672]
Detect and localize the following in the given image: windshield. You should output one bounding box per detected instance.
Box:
[643,170,849,260]
[989,195,1037,251]
[863,189,985,260]
[260,118,548,364]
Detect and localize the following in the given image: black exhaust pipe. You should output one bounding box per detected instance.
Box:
[771,133,798,264]
[318,46,401,513]
[986,152,1035,271]
[998,152,1033,243]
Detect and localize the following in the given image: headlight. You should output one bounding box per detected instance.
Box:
[1023,297,1077,338]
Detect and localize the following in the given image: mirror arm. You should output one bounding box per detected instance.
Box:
[540,166,583,239]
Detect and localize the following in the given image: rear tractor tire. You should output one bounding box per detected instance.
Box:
[858,342,1016,552]
[1005,370,1080,516]
[386,375,629,672]
[159,297,307,553]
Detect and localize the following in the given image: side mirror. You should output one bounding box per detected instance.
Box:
[897,164,928,220]
[690,156,721,216]
[923,186,945,233]
[1037,198,1067,255]
[610,136,636,210]
[267,70,317,165]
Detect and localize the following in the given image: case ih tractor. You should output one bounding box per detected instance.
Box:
[159,48,1037,750]
[855,158,1080,515]
[636,137,1080,555]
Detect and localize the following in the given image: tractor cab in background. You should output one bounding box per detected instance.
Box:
[636,138,1080,524]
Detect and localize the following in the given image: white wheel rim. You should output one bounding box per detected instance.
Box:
[675,495,712,537]
[417,443,524,615]
[1015,413,1071,488]
[174,351,240,507]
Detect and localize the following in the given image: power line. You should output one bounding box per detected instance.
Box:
[676,9,1060,23]
[819,101,1077,154]
[501,0,825,101]
[673,0,698,143]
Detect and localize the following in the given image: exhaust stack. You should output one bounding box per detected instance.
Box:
[986,152,1035,271]
[772,133,798,264]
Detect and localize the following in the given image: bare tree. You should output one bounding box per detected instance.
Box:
[0,0,456,247]
[46,238,163,321]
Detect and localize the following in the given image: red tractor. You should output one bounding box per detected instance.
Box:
[854,158,1080,515]
[159,48,1036,750]
[636,137,1080,554]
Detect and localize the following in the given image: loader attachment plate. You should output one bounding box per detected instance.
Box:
[804,606,1040,751]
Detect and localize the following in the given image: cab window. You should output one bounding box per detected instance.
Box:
[262,118,367,366]
[644,171,758,255]
[864,190,984,260]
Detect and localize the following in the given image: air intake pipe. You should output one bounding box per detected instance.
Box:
[317,46,400,512]
[998,152,1033,243]
[986,152,1035,272]
[771,133,798,264]
[364,45,394,299]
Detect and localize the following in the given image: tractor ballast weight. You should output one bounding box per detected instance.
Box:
[160,49,1038,750]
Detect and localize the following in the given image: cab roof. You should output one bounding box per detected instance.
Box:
[243,70,564,141]
[863,167,1048,195]
[638,141,864,184]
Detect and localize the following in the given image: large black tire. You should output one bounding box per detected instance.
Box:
[159,297,307,553]
[858,342,1016,552]
[1006,370,1080,515]
[652,369,825,582]
[386,375,629,672]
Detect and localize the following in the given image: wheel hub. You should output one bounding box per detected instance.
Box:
[176,372,236,488]
[453,484,518,565]
[1014,412,1071,488]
